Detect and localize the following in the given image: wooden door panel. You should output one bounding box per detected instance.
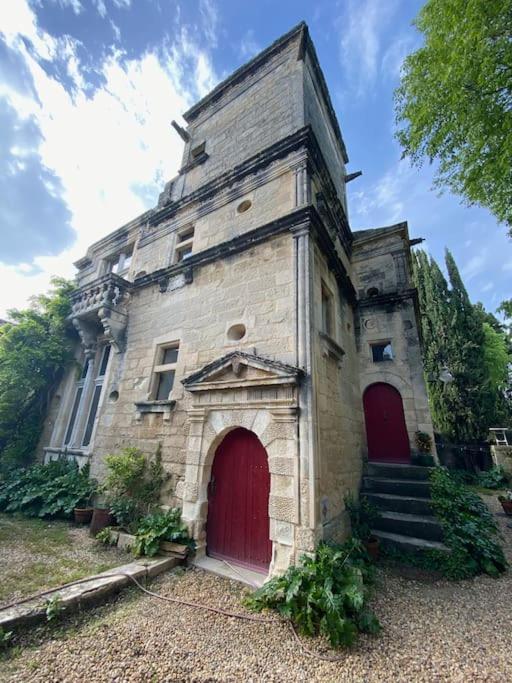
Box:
[207,428,271,570]
[363,383,410,463]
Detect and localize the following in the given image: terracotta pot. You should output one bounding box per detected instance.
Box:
[499,499,512,516]
[74,507,93,525]
[90,507,114,537]
[365,536,380,561]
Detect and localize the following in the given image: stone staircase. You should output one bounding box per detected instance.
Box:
[362,463,449,555]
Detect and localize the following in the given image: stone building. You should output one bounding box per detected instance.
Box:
[39,23,435,578]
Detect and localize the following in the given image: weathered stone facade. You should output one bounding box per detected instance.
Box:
[39,23,435,578]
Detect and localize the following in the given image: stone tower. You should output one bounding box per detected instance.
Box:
[40,23,435,578]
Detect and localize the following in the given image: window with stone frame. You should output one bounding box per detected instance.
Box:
[152,344,180,400]
[109,248,133,276]
[82,345,111,446]
[321,281,334,337]
[63,358,90,446]
[371,342,394,363]
[174,226,194,263]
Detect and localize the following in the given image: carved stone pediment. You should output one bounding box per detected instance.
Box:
[182,352,303,393]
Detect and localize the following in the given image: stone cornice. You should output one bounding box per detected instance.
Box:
[145,126,352,254]
[134,205,357,304]
[357,288,418,309]
[147,126,313,228]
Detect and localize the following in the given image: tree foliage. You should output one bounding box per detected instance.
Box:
[395,0,512,232]
[413,249,511,441]
[0,278,76,470]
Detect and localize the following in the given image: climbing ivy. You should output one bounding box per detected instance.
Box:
[0,278,75,470]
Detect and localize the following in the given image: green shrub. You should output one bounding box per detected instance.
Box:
[475,466,509,490]
[0,459,96,518]
[245,540,380,648]
[429,468,507,579]
[103,445,168,531]
[133,508,194,557]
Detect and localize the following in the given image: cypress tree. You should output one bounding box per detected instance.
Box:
[413,249,506,442]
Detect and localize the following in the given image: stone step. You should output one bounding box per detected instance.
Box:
[365,492,434,516]
[373,511,443,542]
[372,530,450,555]
[366,462,433,481]
[363,476,431,498]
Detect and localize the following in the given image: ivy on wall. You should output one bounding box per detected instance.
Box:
[0,278,76,471]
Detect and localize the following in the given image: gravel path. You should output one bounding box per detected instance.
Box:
[2,495,512,682]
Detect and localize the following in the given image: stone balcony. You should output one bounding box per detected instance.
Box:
[69,273,132,355]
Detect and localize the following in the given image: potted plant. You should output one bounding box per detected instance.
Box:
[345,494,381,560]
[413,431,435,467]
[498,490,512,516]
[73,464,97,524]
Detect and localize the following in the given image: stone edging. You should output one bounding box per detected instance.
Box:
[0,556,181,632]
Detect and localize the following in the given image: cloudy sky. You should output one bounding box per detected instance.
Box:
[0,0,510,318]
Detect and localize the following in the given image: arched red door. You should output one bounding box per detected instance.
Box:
[207,428,272,571]
[363,383,410,463]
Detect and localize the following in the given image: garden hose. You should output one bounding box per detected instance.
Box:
[0,567,346,662]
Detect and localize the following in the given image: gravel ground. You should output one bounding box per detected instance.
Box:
[2,495,512,682]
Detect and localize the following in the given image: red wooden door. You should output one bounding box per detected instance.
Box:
[363,383,410,463]
[207,428,272,571]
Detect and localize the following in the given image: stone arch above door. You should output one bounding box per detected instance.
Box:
[180,351,304,577]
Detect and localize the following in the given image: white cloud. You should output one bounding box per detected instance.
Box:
[481,282,494,293]
[381,34,417,80]
[338,0,398,97]
[0,0,218,316]
[462,253,487,281]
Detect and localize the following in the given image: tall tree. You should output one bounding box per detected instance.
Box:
[413,249,510,441]
[395,0,512,233]
[0,278,76,470]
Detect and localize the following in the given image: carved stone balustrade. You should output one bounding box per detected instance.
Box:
[69,273,132,355]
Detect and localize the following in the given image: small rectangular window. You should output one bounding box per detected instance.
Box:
[321,283,334,337]
[156,370,175,400]
[152,344,179,400]
[162,347,179,364]
[177,227,195,242]
[110,248,133,275]
[98,345,111,377]
[191,141,206,159]
[372,342,393,362]
[176,244,192,262]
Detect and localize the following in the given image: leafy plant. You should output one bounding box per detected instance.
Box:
[108,497,138,529]
[245,540,380,648]
[103,444,168,532]
[0,459,97,518]
[429,467,507,579]
[415,431,432,454]
[345,494,380,542]
[133,508,194,558]
[95,527,115,545]
[45,595,63,622]
[476,466,509,490]
[0,627,12,650]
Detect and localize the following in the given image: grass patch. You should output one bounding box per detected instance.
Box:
[0,513,125,605]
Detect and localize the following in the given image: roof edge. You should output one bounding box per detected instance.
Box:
[183,22,307,123]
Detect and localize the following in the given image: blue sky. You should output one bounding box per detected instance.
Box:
[0,0,510,318]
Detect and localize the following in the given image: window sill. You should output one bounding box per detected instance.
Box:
[134,399,176,422]
[319,332,345,366]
